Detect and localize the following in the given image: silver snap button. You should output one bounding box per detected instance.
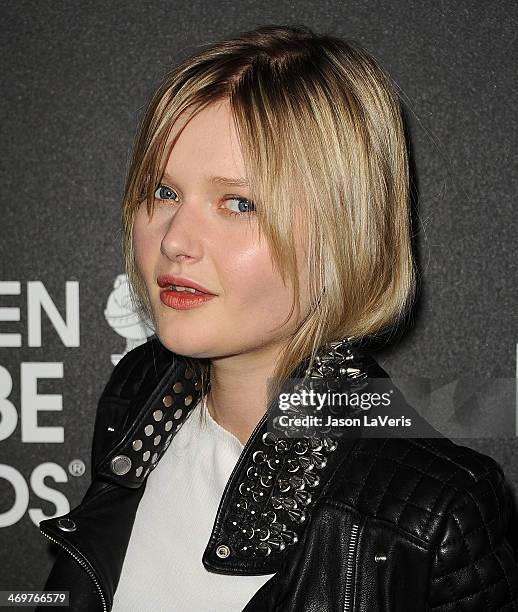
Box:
[374,553,387,563]
[110,455,132,475]
[57,518,76,532]
[216,544,230,559]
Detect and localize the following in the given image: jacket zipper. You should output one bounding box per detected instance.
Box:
[343,523,359,612]
[40,527,108,612]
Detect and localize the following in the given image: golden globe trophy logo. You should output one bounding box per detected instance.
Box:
[0,275,153,528]
[104,274,154,365]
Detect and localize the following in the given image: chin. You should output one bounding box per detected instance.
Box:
[154,325,215,359]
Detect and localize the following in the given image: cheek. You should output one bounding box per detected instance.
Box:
[220,243,292,315]
[132,211,157,280]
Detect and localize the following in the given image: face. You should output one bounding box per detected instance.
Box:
[133,99,310,360]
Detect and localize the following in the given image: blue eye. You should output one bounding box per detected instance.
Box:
[154,184,179,201]
[224,197,257,216]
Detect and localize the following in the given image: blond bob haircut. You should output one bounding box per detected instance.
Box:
[121,24,416,402]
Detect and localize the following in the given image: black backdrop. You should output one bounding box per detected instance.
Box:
[1,0,516,593]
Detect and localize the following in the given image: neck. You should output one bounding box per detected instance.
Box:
[206,342,286,446]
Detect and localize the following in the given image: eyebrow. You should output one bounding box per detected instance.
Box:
[161,173,249,187]
[209,175,249,187]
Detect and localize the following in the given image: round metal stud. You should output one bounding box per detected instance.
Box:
[184,395,193,406]
[164,420,173,431]
[135,466,143,477]
[132,439,142,451]
[143,450,150,461]
[110,455,132,476]
[216,544,231,559]
[57,518,76,532]
[153,409,163,421]
[173,381,183,393]
[144,424,154,436]
[162,395,173,408]
[151,452,158,463]
[173,408,183,420]
[153,435,161,446]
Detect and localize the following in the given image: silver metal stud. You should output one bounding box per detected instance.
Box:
[57,518,77,532]
[143,450,150,462]
[132,439,142,451]
[173,408,183,420]
[216,544,231,558]
[110,455,132,476]
[136,466,143,477]
[164,421,173,431]
[144,424,154,436]
[153,435,161,446]
[163,395,173,407]
[184,395,193,406]
[153,409,163,421]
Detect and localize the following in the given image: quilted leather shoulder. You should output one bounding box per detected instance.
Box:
[426,445,518,609]
[331,433,518,607]
[331,433,508,544]
[90,336,177,477]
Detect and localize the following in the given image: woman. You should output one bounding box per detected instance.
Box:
[38,24,518,610]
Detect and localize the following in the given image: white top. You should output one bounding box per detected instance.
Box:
[111,396,276,612]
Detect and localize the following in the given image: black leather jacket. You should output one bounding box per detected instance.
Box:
[38,336,518,611]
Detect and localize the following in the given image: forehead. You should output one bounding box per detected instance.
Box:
[160,100,245,177]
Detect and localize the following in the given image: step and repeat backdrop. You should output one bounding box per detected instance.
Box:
[1,0,517,594]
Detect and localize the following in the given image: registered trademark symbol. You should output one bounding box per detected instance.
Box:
[68,459,86,477]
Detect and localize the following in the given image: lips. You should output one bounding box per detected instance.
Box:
[159,286,216,310]
[156,274,215,295]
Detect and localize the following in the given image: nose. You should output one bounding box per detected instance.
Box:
[160,199,204,263]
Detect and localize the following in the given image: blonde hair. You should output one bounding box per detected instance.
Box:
[121,24,416,405]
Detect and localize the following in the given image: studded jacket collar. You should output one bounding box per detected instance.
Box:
[38,336,518,611]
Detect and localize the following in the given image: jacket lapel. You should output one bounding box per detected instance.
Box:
[40,335,387,607]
